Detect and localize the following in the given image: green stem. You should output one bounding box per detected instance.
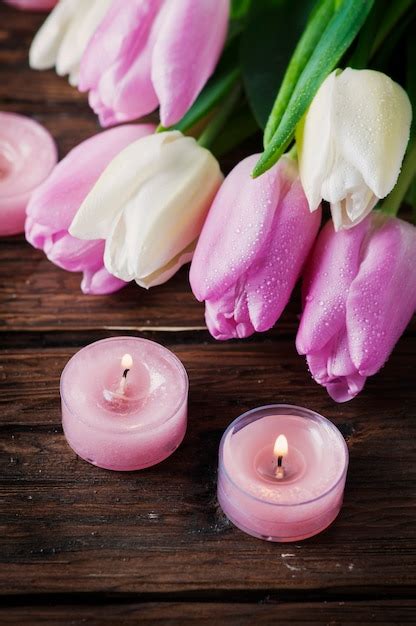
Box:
[197,84,242,150]
[380,136,416,217]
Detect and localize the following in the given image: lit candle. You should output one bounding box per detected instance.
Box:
[60,337,188,471]
[273,434,288,480]
[0,112,57,236]
[217,405,348,542]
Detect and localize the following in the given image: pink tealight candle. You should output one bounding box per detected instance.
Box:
[0,112,57,236]
[3,0,57,10]
[218,405,348,542]
[60,337,188,471]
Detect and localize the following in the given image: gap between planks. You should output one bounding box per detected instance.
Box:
[1,588,416,607]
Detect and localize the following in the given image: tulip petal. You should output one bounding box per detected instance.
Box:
[330,190,377,232]
[56,0,107,81]
[297,212,416,402]
[204,284,255,341]
[79,0,161,125]
[152,0,229,127]
[137,241,195,289]
[306,328,367,403]
[92,43,158,127]
[79,0,156,91]
[26,124,154,294]
[98,134,222,282]
[296,70,335,213]
[70,131,179,241]
[81,266,125,295]
[325,372,366,402]
[298,68,412,230]
[27,124,155,233]
[30,0,112,85]
[347,214,416,376]
[70,131,222,287]
[331,68,412,200]
[29,0,81,70]
[296,217,370,356]
[44,230,105,272]
[244,169,320,332]
[192,155,320,340]
[190,154,290,302]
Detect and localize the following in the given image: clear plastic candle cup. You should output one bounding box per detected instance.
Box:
[217,405,348,542]
[60,337,188,471]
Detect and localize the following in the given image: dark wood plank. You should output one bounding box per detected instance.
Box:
[1,2,415,619]
[0,238,308,334]
[0,338,415,596]
[0,239,206,333]
[1,600,415,625]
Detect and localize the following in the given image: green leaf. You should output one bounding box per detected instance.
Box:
[379,28,416,218]
[348,0,388,69]
[209,102,260,157]
[197,84,242,150]
[230,0,252,20]
[405,178,416,222]
[264,0,335,146]
[370,7,416,74]
[253,0,374,177]
[240,0,316,130]
[371,0,415,57]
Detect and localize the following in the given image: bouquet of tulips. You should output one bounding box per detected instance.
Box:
[14,0,416,402]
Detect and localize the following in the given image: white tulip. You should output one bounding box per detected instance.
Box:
[29,0,112,86]
[70,131,223,288]
[297,68,412,230]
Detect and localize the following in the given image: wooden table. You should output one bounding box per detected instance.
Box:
[1,5,415,624]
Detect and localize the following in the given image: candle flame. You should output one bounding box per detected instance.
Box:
[121,353,133,369]
[273,434,288,458]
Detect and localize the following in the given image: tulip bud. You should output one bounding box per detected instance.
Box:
[69,131,223,288]
[78,0,229,127]
[26,124,155,294]
[297,68,412,230]
[296,213,416,402]
[190,154,321,340]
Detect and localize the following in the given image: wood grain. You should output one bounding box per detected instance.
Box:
[0,238,310,335]
[0,340,415,597]
[0,3,415,623]
[1,600,416,626]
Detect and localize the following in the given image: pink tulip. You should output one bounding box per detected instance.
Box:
[25,123,155,294]
[3,0,57,10]
[78,0,229,127]
[296,214,416,402]
[190,155,322,340]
